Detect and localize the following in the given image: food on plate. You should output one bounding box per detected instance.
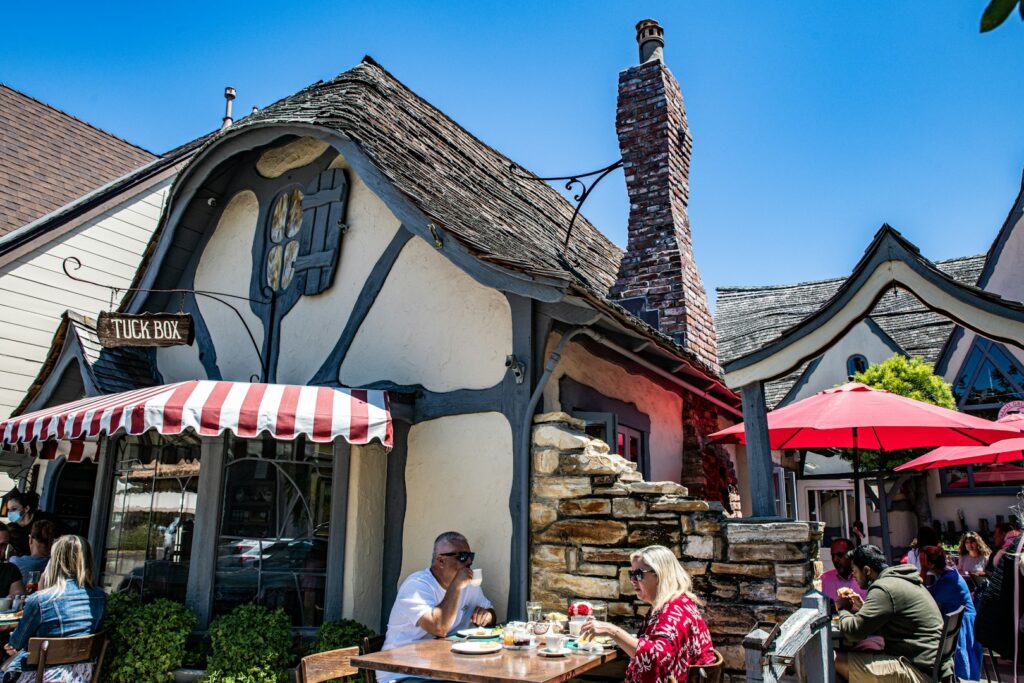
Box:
[836,587,857,600]
[546,611,567,622]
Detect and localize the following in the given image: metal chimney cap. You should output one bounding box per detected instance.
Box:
[635,19,665,63]
[224,86,236,101]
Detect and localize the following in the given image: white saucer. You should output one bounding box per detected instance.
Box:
[538,647,571,657]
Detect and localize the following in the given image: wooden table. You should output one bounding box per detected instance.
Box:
[0,622,18,633]
[352,638,618,683]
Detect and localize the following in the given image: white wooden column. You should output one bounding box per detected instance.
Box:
[740,381,777,518]
[324,439,351,622]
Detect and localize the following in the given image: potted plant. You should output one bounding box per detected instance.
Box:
[104,593,197,683]
[203,604,293,682]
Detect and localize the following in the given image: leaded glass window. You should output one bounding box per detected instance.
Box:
[102,434,200,600]
[266,188,304,293]
[213,435,332,627]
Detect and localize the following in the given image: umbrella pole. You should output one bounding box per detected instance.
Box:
[852,428,862,541]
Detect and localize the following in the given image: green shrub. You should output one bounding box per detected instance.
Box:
[205,604,293,683]
[311,619,375,653]
[105,594,197,683]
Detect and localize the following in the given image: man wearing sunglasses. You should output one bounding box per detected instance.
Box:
[378,531,496,683]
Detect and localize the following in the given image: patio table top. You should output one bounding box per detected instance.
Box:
[351,638,618,683]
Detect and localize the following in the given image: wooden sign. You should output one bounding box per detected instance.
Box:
[97,312,194,348]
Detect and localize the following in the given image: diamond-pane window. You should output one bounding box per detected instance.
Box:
[266,189,303,292]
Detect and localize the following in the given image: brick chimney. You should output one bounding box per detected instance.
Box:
[610,19,719,370]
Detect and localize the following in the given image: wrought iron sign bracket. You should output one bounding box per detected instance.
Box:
[509,159,623,257]
[62,256,271,381]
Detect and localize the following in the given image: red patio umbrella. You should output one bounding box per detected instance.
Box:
[709,382,1022,450]
[709,383,1021,557]
[895,413,1024,471]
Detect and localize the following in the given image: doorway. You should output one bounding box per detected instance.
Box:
[50,460,98,536]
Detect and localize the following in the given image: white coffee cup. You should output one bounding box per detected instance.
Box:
[544,633,566,651]
[471,568,483,586]
[0,597,11,611]
[568,617,584,637]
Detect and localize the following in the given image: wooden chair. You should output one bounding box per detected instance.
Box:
[361,635,386,683]
[25,633,108,683]
[298,645,359,683]
[686,649,724,683]
[930,605,965,683]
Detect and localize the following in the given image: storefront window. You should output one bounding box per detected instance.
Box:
[213,435,332,627]
[102,434,200,600]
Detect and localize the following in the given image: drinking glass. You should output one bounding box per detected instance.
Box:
[25,571,39,594]
[590,601,608,623]
[525,601,543,623]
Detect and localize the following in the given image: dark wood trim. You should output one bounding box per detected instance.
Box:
[324,439,351,622]
[413,385,504,422]
[87,437,118,579]
[309,228,414,385]
[380,420,410,633]
[740,382,776,518]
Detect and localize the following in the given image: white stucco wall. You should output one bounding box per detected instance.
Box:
[541,334,685,483]
[340,237,512,392]
[343,442,388,628]
[785,320,902,403]
[401,412,513,622]
[158,190,265,383]
[276,157,401,384]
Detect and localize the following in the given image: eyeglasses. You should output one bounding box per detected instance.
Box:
[628,568,655,582]
[440,551,475,563]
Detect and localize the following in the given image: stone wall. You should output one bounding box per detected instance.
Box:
[530,413,822,679]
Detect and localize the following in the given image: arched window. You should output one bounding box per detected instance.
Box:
[847,354,869,378]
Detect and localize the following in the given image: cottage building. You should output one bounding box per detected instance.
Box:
[716,171,1024,562]
[1,24,753,635]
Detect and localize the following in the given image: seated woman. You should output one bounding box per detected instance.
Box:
[0,525,25,598]
[10,521,54,584]
[580,545,715,682]
[956,531,991,595]
[920,545,981,682]
[2,536,106,682]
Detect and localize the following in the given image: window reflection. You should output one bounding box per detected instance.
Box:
[102,434,200,600]
[213,435,332,627]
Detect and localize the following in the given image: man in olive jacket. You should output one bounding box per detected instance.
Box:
[834,544,951,682]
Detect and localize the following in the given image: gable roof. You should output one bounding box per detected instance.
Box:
[716,254,986,407]
[184,57,624,295]
[14,311,160,416]
[0,84,157,237]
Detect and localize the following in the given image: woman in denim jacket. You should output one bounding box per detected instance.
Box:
[2,535,106,683]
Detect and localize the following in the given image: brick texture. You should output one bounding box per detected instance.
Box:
[610,58,718,370]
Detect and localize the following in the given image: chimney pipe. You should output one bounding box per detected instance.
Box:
[221,86,236,130]
[635,19,664,63]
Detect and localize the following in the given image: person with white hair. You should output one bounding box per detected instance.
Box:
[377,531,496,683]
[580,544,715,683]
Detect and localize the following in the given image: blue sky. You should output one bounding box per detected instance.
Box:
[4,2,1023,308]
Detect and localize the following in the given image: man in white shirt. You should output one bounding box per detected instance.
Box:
[378,531,496,683]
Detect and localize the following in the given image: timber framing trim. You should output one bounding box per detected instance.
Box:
[724,225,1024,388]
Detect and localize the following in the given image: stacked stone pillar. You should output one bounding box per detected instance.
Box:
[529,413,822,678]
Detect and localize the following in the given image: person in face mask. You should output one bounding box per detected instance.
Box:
[920,545,981,681]
[5,492,63,558]
[834,544,949,682]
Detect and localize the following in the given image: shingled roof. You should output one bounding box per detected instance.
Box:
[0,84,157,236]
[14,311,160,415]
[190,57,624,295]
[716,254,986,406]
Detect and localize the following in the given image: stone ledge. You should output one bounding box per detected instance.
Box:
[723,521,816,544]
[533,411,587,430]
[628,481,688,496]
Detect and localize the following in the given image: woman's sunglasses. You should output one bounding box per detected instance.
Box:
[440,551,475,563]
[628,568,655,581]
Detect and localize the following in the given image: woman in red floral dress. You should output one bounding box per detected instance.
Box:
[580,545,715,682]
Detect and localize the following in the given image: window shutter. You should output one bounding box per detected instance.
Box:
[296,168,349,295]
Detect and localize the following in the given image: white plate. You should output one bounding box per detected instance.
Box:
[456,628,501,639]
[451,641,503,655]
[538,647,572,657]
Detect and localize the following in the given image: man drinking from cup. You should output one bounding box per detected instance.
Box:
[378,531,496,683]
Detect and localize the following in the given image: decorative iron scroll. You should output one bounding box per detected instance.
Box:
[509,159,623,254]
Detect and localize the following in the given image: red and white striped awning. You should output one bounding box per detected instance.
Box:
[1,381,392,453]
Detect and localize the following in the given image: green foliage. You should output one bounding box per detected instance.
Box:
[981,0,1022,31]
[204,604,293,683]
[311,619,375,654]
[105,593,197,683]
[848,354,957,470]
[113,524,163,551]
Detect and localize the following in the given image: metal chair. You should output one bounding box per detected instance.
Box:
[931,605,965,683]
[25,633,108,683]
[298,645,360,683]
[361,634,386,683]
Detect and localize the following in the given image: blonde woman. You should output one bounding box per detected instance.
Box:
[2,536,106,682]
[956,532,991,577]
[580,545,715,683]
